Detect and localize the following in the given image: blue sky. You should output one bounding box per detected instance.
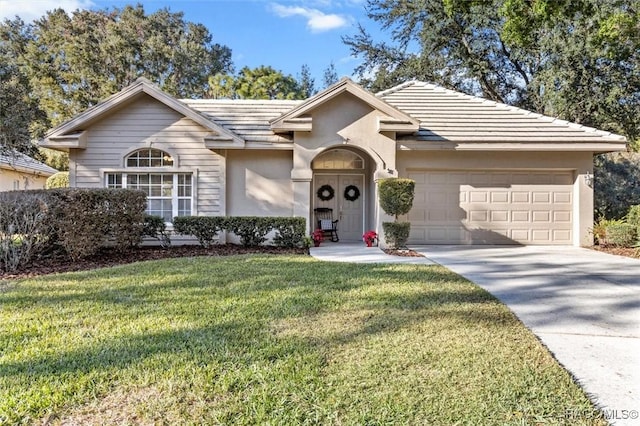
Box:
[0,0,385,86]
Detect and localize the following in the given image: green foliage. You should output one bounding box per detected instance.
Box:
[297,64,316,98]
[603,223,637,248]
[592,217,624,246]
[272,217,306,248]
[45,171,69,189]
[378,178,415,219]
[40,148,68,171]
[142,215,171,248]
[172,216,306,248]
[225,216,273,247]
[0,189,146,269]
[0,192,53,272]
[594,152,640,219]
[382,222,411,249]
[1,5,232,132]
[206,66,309,100]
[173,216,225,248]
[626,205,640,227]
[0,17,47,155]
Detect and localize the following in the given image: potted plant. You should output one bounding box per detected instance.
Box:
[362,230,378,247]
[311,228,324,247]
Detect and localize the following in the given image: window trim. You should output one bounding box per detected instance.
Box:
[101,166,196,224]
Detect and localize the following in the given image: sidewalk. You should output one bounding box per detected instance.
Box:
[309,242,435,265]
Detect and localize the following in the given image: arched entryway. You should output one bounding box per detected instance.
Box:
[312,148,371,241]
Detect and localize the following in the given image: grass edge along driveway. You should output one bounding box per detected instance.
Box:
[0,255,606,425]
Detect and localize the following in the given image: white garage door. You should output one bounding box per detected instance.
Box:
[407,170,574,245]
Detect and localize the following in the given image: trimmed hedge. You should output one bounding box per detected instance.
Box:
[172,216,306,248]
[45,171,69,188]
[143,215,172,248]
[173,216,225,248]
[378,178,415,219]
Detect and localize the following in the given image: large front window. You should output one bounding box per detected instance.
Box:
[106,149,192,223]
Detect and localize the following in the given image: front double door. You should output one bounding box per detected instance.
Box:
[314,174,364,242]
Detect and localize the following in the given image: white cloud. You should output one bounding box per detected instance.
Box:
[0,0,95,22]
[270,3,350,33]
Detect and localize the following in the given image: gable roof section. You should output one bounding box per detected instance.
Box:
[270,77,419,134]
[42,78,244,151]
[379,81,627,151]
[0,151,58,176]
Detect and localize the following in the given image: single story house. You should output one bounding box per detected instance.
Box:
[41,77,626,246]
[0,151,58,192]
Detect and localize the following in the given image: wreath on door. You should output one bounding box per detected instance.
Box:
[317,184,335,201]
[343,185,361,202]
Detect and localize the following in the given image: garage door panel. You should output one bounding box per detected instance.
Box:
[408,170,574,245]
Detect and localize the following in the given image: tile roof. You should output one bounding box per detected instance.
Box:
[377,81,626,144]
[0,151,58,176]
[181,99,303,143]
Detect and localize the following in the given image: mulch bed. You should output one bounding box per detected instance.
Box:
[1,245,307,281]
[3,244,636,282]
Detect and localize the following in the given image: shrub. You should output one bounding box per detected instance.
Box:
[0,192,54,272]
[143,215,171,248]
[173,216,225,248]
[382,222,411,249]
[226,217,273,247]
[45,171,69,188]
[272,217,306,248]
[603,223,637,247]
[44,188,147,259]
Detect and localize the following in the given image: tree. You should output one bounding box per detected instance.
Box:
[322,62,339,88]
[298,64,316,98]
[344,0,639,143]
[2,5,232,133]
[0,17,46,156]
[235,66,305,100]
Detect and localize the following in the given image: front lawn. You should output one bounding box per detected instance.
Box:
[1,255,604,424]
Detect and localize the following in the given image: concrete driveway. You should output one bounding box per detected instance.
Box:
[412,246,640,426]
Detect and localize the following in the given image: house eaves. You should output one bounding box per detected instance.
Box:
[270,77,420,134]
[41,78,244,151]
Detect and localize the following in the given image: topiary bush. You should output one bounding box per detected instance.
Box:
[378,178,415,248]
[45,171,69,189]
[378,178,415,220]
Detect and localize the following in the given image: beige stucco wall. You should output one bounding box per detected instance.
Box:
[397,150,594,246]
[68,94,224,217]
[292,92,397,234]
[0,168,49,191]
[226,150,294,216]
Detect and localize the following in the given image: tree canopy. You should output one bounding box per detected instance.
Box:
[1,4,233,139]
[344,0,639,145]
[207,66,308,100]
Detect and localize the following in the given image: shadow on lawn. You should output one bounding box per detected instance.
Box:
[1,256,506,383]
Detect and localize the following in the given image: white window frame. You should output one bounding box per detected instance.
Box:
[102,149,196,224]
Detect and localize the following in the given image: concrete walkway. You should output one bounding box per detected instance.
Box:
[309,243,640,425]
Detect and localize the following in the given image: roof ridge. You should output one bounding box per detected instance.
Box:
[376,80,418,97]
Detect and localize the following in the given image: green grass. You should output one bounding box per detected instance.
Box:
[1,255,604,425]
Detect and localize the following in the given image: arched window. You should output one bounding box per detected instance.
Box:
[312,149,364,169]
[105,149,192,223]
